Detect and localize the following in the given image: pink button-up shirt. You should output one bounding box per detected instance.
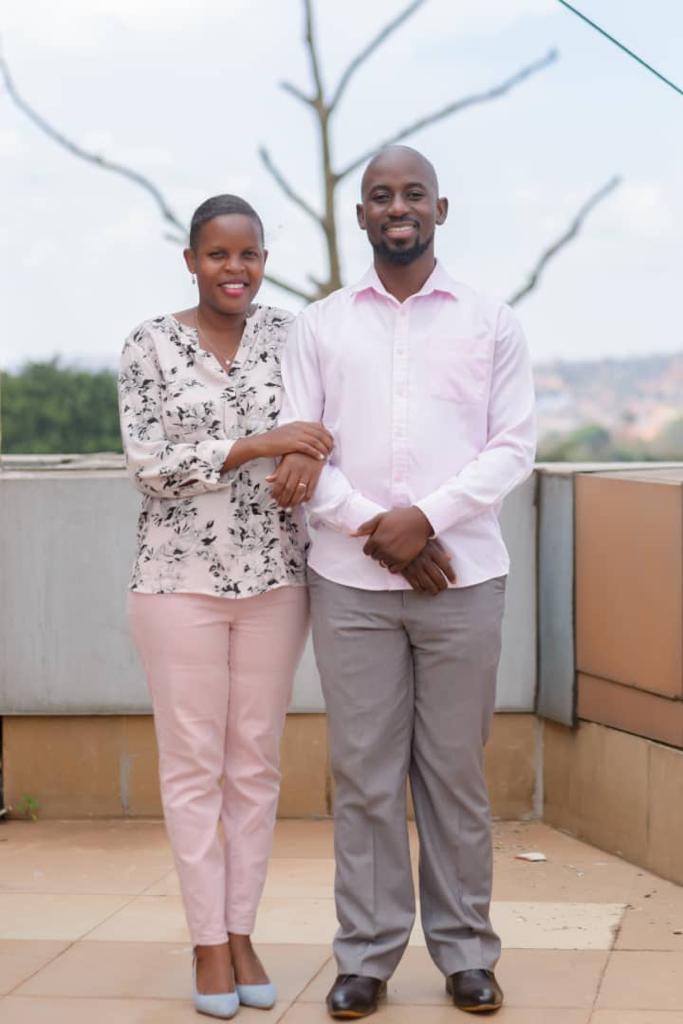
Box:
[280,261,536,590]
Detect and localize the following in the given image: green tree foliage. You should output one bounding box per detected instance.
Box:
[649,417,683,460]
[537,422,681,463]
[1,359,122,454]
[1,361,680,461]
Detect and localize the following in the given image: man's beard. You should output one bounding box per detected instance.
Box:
[372,232,433,266]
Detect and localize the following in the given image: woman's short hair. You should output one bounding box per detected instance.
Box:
[189,195,264,250]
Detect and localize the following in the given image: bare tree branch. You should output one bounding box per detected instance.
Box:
[0,50,186,236]
[329,0,426,112]
[295,0,342,294]
[302,0,325,104]
[280,80,314,106]
[258,146,323,226]
[264,271,316,303]
[337,48,559,180]
[508,176,621,306]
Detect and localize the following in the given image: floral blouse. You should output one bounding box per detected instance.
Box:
[118,306,308,598]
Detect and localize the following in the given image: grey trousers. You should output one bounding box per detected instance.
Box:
[308,568,506,980]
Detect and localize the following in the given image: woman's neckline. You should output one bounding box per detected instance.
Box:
[168,305,262,338]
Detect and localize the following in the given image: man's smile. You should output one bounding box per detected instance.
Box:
[383,220,419,238]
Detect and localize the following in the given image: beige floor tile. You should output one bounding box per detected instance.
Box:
[616,872,683,951]
[286,898,624,956]
[0,821,172,895]
[492,902,624,950]
[142,870,179,897]
[596,951,683,1010]
[281,1002,589,1023]
[253,898,338,945]
[493,822,626,865]
[257,898,626,950]
[17,941,191,998]
[0,941,69,996]
[493,854,638,903]
[298,947,607,1008]
[0,995,285,1022]
[17,940,330,1002]
[86,897,189,942]
[143,847,636,935]
[270,821,335,859]
[498,949,608,1008]
[0,893,132,941]
[591,1014,683,1023]
[263,859,336,899]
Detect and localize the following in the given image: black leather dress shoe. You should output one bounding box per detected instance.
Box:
[326,974,387,1019]
[446,970,503,1013]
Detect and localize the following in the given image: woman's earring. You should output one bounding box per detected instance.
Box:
[191,274,196,286]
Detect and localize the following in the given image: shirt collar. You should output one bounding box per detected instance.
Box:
[349,260,459,301]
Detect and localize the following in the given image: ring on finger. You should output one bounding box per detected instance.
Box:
[297,481,307,489]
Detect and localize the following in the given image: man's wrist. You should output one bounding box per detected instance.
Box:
[411,505,435,539]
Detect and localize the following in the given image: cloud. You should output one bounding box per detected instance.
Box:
[0,130,25,159]
[416,0,553,35]
[21,237,60,270]
[3,0,252,48]
[611,182,676,240]
[80,130,174,169]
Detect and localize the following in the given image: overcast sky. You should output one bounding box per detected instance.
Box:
[1,0,681,368]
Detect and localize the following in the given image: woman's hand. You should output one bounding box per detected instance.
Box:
[267,453,325,507]
[257,421,334,461]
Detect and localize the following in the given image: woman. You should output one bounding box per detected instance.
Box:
[119,195,329,1019]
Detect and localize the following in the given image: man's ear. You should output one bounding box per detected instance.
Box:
[436,197,449,226]
[183,247,197,274]
[356,203,367,231]
[263,248,269,266]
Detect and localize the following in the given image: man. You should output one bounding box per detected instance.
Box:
[275,145,536,1016]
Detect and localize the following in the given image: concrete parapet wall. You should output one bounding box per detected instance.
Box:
[0,469,537,715]
[544,719,683,887]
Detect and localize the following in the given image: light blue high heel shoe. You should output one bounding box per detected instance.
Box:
[192,956,239,1019]
[236,982,277,1010]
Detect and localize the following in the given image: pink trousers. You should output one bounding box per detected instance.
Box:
[127,586,309,944]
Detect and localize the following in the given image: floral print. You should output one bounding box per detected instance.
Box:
[118,306,307,598]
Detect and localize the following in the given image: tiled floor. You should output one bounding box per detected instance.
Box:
[1,818,682,1022]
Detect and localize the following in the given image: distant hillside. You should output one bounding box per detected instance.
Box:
[2,353,681,461]
[535,351,683,457]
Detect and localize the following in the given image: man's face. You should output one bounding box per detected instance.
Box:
[357,153,448,266]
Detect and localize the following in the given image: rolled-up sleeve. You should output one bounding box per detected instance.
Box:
[118,330,234,499]
[415,304,536,535]
[280,311,385,532]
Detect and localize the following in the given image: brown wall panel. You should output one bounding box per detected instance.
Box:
[575,473,683,698]
[578,673,683,749]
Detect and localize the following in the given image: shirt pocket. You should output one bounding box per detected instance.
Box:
[427,335,489,404]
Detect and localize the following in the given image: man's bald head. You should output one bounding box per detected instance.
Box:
[357,145,447,269]
[360,146,439,199]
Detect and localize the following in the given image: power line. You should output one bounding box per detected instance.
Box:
[556,0,683,98]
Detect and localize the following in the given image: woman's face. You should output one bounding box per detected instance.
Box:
[185,214,267,316]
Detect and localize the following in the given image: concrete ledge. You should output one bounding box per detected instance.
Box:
[543,719,683,886]
[578,672,683,748]
[1,712,537,821]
